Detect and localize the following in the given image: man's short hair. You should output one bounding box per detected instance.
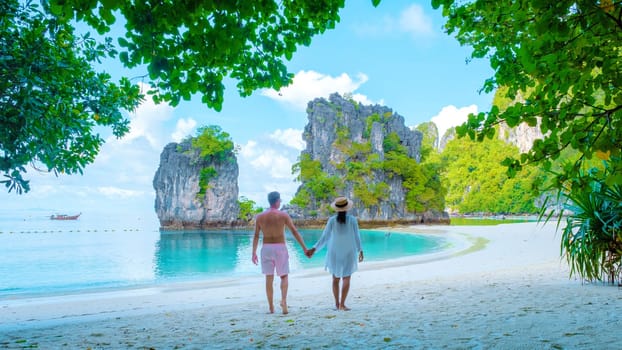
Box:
[268,191,280,206]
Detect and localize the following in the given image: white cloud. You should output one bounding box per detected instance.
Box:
[240,129,303,179]
[261,70,370,110]
[269,129,305,151]
[351,93,383,107]
[262,180,300,204]
[86,84,189,196]
[172,118,197,142]
[92,136,158,185]
[430,104,478,139]
[399,4,434,37]
[112,83,174,150]
[239,140,259,158]
[250,151,293,179]
[237,129,306,206]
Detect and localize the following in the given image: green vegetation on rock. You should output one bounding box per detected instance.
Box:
[291,153,341,210]
[238,196,263,221]
[185,125,235,198]
[292,98,446,215]
[190,125,235,162]
[440,131,539,214]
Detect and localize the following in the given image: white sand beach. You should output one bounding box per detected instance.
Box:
[2,222,621,349]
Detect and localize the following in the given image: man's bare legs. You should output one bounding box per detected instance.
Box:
[266,274,289,314]
[265,274,275,313]
[280,274,289,314]
[332,275,352,310]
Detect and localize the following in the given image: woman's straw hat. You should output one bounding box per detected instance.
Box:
[330,196,353,212]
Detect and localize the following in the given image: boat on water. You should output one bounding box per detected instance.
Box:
[50,213,81,220]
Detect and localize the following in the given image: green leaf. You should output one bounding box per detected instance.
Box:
[117,37,129,47]
[119,51,129,64]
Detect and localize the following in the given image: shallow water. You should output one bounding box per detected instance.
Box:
[0,210,449,297]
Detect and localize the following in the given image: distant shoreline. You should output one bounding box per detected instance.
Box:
[157,217,453,230]
[156,215,541,231]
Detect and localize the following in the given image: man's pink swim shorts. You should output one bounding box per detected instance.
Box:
[261,243,289,276]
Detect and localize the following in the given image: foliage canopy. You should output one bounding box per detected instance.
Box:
[433,0,622,183]
[48,0,378,110]
[1,0,142,193]
[2,0,381,194]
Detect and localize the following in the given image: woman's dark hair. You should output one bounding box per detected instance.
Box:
[337,211,347,224]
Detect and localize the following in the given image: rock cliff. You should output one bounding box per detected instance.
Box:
[153,140,240,229]
[292,93,447,223]
[438,127,456,151]
[497,120,545,154]
[435,121,543,154]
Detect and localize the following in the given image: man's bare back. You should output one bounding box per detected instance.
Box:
[255,208,294,244]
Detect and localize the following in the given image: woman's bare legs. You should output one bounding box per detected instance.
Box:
[332,275,352,310]
[332,275,340,309]
[339,276,351,310]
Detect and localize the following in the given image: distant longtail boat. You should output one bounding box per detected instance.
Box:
[50,213,81,220]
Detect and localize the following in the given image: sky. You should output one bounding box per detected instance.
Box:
[1,1,493,221]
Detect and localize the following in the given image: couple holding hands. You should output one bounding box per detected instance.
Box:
[252,192,364,314]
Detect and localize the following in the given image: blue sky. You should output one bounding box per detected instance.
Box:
[2,1,493,220]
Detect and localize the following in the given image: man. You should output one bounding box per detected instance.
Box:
[252,191,308,314]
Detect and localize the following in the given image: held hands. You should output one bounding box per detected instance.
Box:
[358,251,364,262]
[305,247,316,258]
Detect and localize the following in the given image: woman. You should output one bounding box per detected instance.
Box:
[307,196,364,310]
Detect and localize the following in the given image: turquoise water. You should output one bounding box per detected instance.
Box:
[0,210,448,297]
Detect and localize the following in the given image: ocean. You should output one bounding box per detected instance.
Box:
[0,208,449,297]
